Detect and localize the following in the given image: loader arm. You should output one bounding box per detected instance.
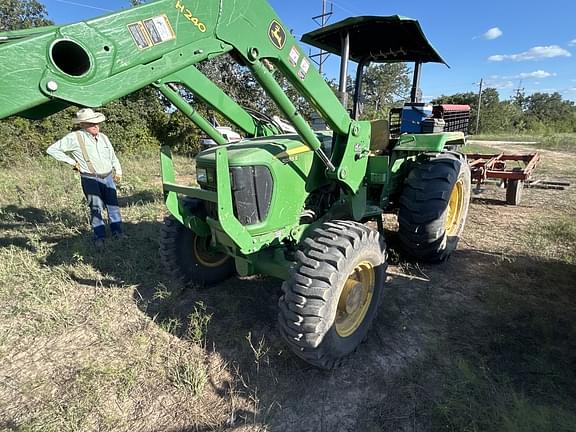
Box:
[0,0,371,192]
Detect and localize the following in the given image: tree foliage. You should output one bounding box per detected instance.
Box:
[524,92,576,132]
[433,88,576,135]
[0,0,52,31]
[359,63,411,119]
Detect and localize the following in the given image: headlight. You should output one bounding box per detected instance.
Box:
[196,167,207,183]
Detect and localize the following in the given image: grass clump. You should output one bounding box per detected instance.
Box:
[185,301,212,347]
[171,357,209,398]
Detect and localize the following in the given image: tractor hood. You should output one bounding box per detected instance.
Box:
[196,132,333,166]
[301,15,447,65]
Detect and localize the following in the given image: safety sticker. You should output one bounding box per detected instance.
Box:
[128,22,151,49]
[298,58,310,80]
[128,15,175,50]
[143,15,175,44]
[288,46,300,67]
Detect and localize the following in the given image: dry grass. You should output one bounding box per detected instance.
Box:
[0,156,262,431]
[0,146,574,431]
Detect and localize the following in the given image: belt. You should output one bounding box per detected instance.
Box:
[81,171,112,179]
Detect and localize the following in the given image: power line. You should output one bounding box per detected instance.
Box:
[53,0,114,12]
[330,0,362,16]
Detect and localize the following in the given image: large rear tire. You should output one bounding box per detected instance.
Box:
[278,221,387,369]
[159,200,234,286]
[398,152,471,262]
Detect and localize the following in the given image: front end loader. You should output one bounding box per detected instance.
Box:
[0,0,471,369]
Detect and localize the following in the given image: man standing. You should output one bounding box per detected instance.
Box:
[47,108,123,248]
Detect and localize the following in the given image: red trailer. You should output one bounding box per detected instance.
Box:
[467,152,540,205]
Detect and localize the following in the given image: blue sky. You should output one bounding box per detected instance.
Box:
[41,0,576,102]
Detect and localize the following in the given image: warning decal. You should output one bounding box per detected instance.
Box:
[298,58,310,80]
[128,15,175,50]
[128,22,151,49]
[144,15,175,44]
[288,46,300,67]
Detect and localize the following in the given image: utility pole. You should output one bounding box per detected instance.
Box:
[309,0,333,74]
[514,79,524,99]
[475,78,483,135]
[513,79,525,107]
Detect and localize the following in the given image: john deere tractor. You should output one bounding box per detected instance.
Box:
[0,0,471,368]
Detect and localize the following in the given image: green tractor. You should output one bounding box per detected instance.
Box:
[0,0,471,369]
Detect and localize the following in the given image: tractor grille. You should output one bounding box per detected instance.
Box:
[197,165,273,226]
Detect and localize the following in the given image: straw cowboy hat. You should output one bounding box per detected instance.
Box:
[73,108,106,124]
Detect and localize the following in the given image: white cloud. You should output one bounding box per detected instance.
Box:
[483,27,503,40]
[490,70,555,80]
[518,70,555,79]
[569,39,576,46]
[484,79,514,90]
[488,45,571,61]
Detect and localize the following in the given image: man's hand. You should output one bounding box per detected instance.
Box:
[72,162,80,171]
[113,175,122,183]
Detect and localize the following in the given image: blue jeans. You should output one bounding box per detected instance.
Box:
[80,174,122,240]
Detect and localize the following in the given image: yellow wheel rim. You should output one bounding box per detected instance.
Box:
[445,178,464,236]
[193,235,229,268]
[335,261,375,338]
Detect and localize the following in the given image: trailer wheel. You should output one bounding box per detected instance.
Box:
[398,152,471,262]
[160,200,234,286]
[278,221,387,369]
[506,179,523,205]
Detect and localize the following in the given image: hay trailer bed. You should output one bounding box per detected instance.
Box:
[467,152,540,205]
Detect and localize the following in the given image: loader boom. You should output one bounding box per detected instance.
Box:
[0,0,373,179]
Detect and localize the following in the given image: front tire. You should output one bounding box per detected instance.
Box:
[160,205,234,286]
[398,152,471,262]
[278,221,387,369]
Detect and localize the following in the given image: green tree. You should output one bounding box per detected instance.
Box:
[525,92,576,132]
[433,88,576,134]
[359,63,411,119]
[0,0,52,31]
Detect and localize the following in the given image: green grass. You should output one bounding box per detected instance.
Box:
[461,142,500,154]
[472,133,576,153]
[432,357,576,432]
[526,217,576,264]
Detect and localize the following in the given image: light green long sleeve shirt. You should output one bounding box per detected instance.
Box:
[46,130,122,177]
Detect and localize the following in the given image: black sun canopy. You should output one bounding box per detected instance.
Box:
[301,15,447,65]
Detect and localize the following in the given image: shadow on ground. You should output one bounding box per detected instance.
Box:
[4,203,575,431]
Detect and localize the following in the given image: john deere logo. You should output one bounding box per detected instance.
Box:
[268,20,286,49]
